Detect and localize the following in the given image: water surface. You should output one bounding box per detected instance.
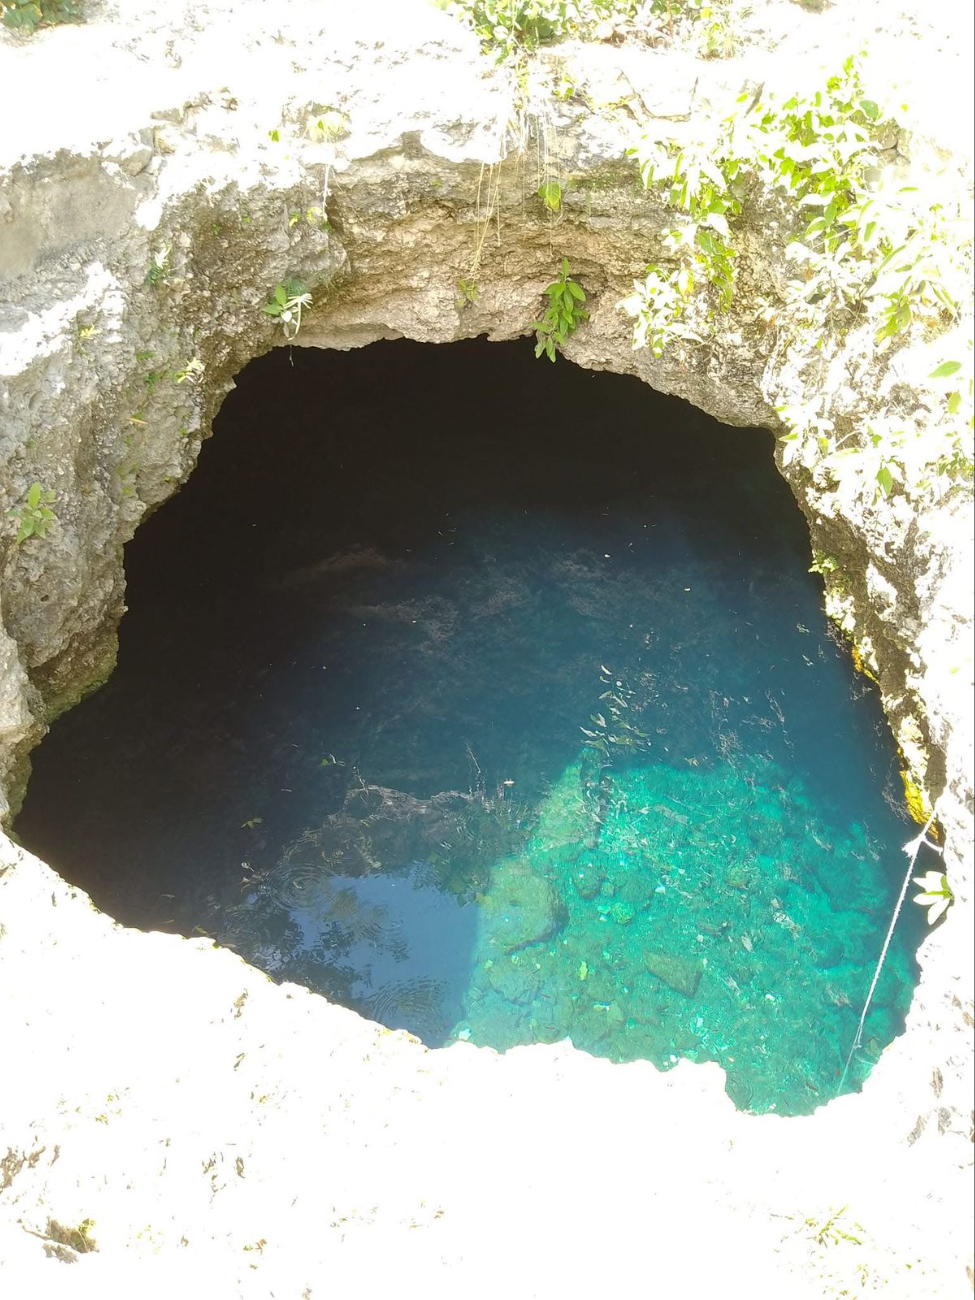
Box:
[18,339,927,1114]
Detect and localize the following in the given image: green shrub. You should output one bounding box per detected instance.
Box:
[621,55,974,504]
[1,0,81,34]
[449,0,640,61]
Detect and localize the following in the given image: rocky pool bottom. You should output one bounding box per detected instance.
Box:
[238,750,919,1114]
[17,339,929,1116]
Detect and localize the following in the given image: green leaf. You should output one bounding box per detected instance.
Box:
[913,870,949,894]
[876,465,894,498]
[567,280,585,301]
[26,483,41,509]
[927,896,951,925]
[5,1,42,27]
[929,360,962,379]
[274,285,288,305]
[858,99,880,121]
[930,283,957,314]
[536,181,562,213]
[696,229,717,256]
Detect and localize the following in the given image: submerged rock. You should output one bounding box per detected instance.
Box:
[488,954,542,1005]
[808,933,845,969]
[610,900,636,926]
[572,861,605,900]
[480,860,568,953]
[644,950,704,998]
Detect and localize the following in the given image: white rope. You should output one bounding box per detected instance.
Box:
[836,812,941,1098]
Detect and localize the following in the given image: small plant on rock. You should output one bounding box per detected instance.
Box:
[536,181,563,214]
[146,244,171,288]
[263,280,313,339]
[46,1217,97,1254]
[289,206,330,231]
[912,868,953,925]
[173,357,204,385]
[9,483,56,544]
[808,551,840,577]
[533,258,589,362]
[305,110,349,144]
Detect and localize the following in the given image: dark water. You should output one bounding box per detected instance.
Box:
[18,339,928,1113]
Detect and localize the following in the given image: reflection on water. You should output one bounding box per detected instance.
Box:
[17,339,929,1114]
[245,858,475,1045]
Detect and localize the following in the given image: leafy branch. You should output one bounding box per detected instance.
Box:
[533,259,589,362]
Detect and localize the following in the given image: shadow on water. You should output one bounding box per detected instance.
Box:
[17,339,928,1105]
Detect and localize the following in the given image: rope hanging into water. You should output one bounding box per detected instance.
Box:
[836,811,940,1098]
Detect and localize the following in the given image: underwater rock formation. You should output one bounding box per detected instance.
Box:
[479,860,569,954]
[645,950,705,999]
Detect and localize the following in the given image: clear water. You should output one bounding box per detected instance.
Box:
[17,339,929,1115]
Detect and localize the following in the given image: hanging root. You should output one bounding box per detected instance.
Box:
[836,812,942,1098]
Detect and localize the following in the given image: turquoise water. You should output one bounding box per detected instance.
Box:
[18,340,929,1114]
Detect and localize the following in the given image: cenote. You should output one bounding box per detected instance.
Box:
[17,338,928,1116]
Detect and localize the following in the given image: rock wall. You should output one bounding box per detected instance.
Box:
[0,0,972,1291]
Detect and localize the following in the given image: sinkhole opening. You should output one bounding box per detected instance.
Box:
[18,337,930,1115]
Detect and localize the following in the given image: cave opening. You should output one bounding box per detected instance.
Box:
[17,337,926,1115]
